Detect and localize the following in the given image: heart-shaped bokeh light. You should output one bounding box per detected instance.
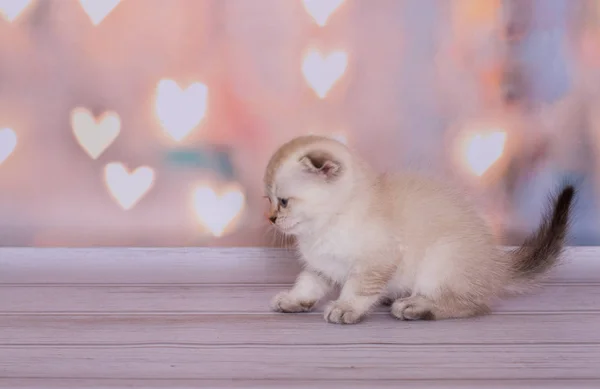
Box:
[71,107,121,160]
[302,0,344,27]
[104,162,155,210]
[155,79,208,142]
[461,131,506,177]
[302,49,348,99]
[0,128,17,165]
[78,0,121,26]
[0,0,33,22]
[192,184,245,237]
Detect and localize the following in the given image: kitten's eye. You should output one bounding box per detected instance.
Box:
[278,198,289,208]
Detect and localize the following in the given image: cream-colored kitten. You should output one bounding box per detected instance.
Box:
[264,135,575,324]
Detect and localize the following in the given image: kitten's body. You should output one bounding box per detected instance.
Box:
[264,135,574,324]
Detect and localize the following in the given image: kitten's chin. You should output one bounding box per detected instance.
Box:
[275,221,301,235]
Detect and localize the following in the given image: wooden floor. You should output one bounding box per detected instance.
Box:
[1,247,599,388]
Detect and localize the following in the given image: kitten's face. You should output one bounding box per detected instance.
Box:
[265,151,346,236]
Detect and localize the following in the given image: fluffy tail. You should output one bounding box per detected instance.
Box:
[509,184,575,284]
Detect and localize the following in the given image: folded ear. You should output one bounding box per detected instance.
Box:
[299,150,342,180]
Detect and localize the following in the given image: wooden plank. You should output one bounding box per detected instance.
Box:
[1,284,599,314]
[1,247,598,285]
[1,313,599,345]
[1,248,598,386]
[0,248,299,285]
[0,378,598,389]
[1,344,598,380]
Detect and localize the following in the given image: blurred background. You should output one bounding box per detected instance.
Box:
[0,0,599,247]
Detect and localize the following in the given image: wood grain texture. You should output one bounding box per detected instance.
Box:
[2,283,600,313]
[1,247,599,284]
[0,247,302,285]
[0,247,599,388]
[2,344,600,380]
[1,379,599,389]
[2,313,599,345]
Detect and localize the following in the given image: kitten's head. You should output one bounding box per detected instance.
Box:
[263,135,354,236]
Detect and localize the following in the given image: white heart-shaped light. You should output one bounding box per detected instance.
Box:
[0,128,17,165]
[104,162,155,210]
[71,107,121,160]
[78,0,121,26]
[192,185,245,237]
[155,79,208,142]
[463,131,506,177]
[302,0,344,27]
[0,0,33,22]
[302,49,348,99]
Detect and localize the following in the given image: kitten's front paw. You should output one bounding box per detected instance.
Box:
[324,301,363,324]
[270,291,315,313]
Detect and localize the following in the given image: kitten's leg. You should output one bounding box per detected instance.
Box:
[390,294,490,321]
[324,260,396,324]
[271,269,332,313]
[380,288,411,306]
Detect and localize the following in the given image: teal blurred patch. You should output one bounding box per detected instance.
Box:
[164,148,235,179]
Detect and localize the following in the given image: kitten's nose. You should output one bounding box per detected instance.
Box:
[269,215,277,224]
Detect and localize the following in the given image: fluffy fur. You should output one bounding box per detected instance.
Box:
[263,135,575,324]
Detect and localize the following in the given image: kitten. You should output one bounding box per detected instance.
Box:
[264,135,575,324]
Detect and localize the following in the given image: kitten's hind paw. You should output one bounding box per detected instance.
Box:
[324,301,363,324]
[390,297,435,321]
[270,291,315,313]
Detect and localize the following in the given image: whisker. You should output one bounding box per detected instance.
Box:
[270,226,280,249]
[267,226,277,248]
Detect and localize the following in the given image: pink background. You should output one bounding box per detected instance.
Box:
[1,0,599,247]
